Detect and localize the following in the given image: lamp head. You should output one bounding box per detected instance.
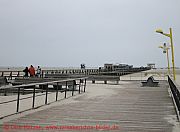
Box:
[158,46,163,49]
[156,29,163,34]
[158,43,167,53]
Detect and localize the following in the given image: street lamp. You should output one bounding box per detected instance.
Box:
[158,43,170,75]
[156,28,176,80]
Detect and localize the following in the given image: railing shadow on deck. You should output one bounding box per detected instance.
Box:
[0,77,87,119]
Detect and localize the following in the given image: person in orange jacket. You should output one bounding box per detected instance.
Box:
[29,65,35,77]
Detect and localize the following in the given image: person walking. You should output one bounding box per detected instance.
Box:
[29,65,35,77]
[36,66,41,77]
[23,67,29,77]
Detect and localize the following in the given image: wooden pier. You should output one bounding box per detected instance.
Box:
[0,80,179,132]
[0,67,150,79]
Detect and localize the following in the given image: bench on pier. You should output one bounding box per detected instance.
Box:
[141,76,159,87]
[53,80,78,91]
[88,75,120,84]
[0,77,8,87]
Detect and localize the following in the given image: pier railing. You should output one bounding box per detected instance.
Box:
[0,71,23,79]
[0,77,87,119]
[0,67,150,79]
[168,76,180,120]
[120,71,169,81]
[42,68,149,77]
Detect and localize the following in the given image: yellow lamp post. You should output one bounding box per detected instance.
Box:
[158,43,170,75]
[156,28,176,80]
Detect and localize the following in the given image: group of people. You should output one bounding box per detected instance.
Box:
[23,65,41,77]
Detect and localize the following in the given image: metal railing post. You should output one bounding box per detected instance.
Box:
[72,80,74,96]
[45,85,48,104]
[16,87,20,112]
[56,82,58,101]
[32,86,35,108]
[10,72,12,80]
[1,72,4,77]
[84,79,86,92]
[41,71,44,78]
[22,87,25,95]
[17,71,20,77]
[65,81,67,98]
[0,77,88,118]
[79,79,81,94]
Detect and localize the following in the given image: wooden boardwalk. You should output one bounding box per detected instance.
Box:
[0,81,179,132]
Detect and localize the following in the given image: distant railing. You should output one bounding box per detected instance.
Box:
[42,68,150,77]
[0,71,23,79]
[0,67,150,80]
[0,77,87,119]
[120,72,169,81]
[168,76,180,120]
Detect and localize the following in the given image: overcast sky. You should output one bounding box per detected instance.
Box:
[0,0,179,68]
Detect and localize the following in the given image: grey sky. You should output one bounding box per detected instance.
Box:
[0,0,179,68]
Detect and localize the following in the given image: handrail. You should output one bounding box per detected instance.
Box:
[168,76,180,120]
[2,77,87,89]
[0,77,87,119]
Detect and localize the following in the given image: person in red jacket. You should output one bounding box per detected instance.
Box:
[29,65,35,77]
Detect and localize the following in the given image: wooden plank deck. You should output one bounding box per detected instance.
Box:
[0,81,179,132]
